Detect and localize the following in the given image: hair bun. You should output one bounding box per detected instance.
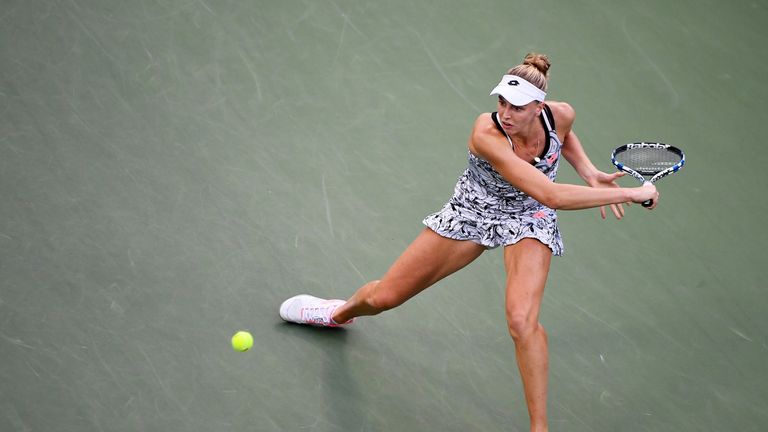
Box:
[523,53,551,76]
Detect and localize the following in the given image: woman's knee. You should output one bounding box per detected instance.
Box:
[364,279,414,312]
[506,309,543,341]
[365,282,403,312]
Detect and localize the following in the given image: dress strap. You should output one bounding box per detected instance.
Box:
[541,104,556,133]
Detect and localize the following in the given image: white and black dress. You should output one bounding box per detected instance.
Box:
[423,105,565,255]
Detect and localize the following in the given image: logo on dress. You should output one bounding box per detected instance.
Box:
[547,152,559,165]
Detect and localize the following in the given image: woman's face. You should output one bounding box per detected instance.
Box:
[496,96,542,134]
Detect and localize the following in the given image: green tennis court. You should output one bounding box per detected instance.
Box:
[2,0,766,430]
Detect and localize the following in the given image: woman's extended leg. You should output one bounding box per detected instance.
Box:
[503,238,552,432]
[331,228,485,323]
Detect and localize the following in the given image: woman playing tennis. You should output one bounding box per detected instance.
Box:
[279,53,658,432]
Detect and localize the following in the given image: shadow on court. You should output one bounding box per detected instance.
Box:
[273,324,366,431]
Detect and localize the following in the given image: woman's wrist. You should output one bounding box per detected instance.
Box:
[626,187,641,203]
[581,169,600,186]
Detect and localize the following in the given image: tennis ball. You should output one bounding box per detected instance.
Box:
[231,331,253,352]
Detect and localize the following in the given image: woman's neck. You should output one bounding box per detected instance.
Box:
[510,121,541,146]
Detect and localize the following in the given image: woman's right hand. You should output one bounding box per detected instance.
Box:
[634,182,659,209]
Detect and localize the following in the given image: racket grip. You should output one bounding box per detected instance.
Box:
[641,182,654,207]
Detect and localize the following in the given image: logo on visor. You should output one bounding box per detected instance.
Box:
[508,80,519,86]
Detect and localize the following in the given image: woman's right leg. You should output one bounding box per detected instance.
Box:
[331,228,485,323]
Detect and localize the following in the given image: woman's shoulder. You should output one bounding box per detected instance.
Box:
[471,112,499,139]
[473,112,494,126]
[544,101,575,127]
[469,112,502,155]
[544,101,575,136]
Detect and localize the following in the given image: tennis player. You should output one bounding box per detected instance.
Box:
[279,53,658,431]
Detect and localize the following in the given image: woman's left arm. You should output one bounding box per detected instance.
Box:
[561,130,627,219]
[551,101,628,219]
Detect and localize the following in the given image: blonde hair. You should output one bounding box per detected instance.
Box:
[506,53,551,91]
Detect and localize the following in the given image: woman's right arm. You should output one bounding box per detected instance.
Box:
[468,114,658,210]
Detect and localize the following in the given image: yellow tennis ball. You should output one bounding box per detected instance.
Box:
[231,331,253,352]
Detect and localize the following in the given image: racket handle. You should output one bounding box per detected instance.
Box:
[641,181,653,208]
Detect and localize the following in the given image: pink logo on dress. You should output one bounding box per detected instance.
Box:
[533,211,546,219]
[547,152,559,165]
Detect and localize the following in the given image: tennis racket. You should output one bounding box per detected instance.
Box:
[611,142,685,207]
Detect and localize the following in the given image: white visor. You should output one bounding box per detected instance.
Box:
[489,75,546,106]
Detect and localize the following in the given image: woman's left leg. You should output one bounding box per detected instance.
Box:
[503,238,553,432]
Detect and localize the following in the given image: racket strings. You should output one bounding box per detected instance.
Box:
[615,148,681,175]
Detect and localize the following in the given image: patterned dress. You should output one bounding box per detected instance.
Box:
[423,105,565,255]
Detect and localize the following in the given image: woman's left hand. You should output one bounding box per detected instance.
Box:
[589,171,628,219]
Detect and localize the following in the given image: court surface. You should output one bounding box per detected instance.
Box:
[2,0,767,430]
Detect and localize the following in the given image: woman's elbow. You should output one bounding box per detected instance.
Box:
[535,190,563,209]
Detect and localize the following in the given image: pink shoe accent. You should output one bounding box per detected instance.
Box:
[299,301,346,326]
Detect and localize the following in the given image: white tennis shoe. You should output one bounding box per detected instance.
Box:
[279,295,353,327]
